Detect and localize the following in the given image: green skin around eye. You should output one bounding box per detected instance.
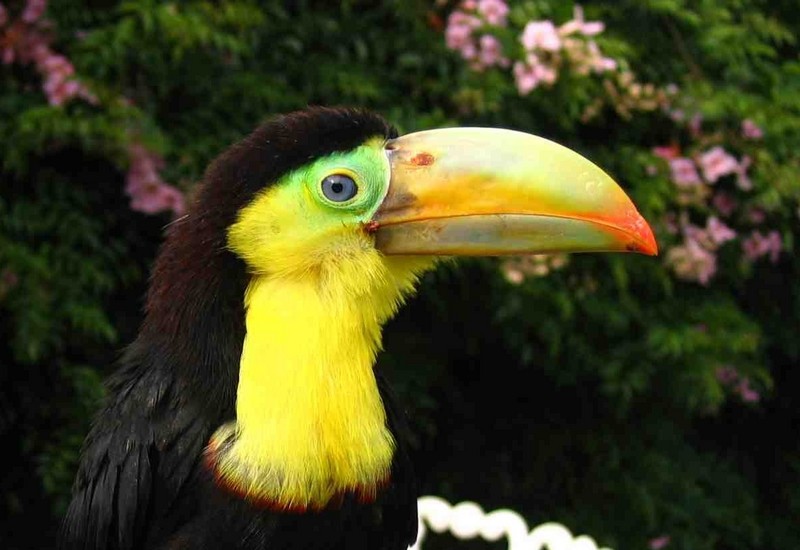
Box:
[226,138,391,276]
[294,138,390,224]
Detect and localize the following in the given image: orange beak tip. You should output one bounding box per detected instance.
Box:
[634,216,659,256]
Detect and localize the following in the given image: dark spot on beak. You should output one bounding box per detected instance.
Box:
[410,152,435,166]
[390,190,417,208]
[372,187,418,222]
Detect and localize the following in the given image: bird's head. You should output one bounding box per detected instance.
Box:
[221,107,655,301]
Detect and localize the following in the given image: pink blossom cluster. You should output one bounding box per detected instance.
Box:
[444,3,616,92]
[513,6,615,95]
[665,237,716,285]
[699,146,752,189]
[668,157,701,187]
[649,535,671,550]
[716,366,761,403]
[742,230,782,263]
[652,113,781,282]
[654,140,751,191]
[665,216,736,285]
[0,0,96,106]
[126,144,186,216]
[3,1,182,217]
[445,0,510,71]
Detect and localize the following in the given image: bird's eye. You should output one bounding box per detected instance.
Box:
[321,174,358,202]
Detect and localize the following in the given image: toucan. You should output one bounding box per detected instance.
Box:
[59,107,656,550]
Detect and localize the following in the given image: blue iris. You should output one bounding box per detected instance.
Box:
[321,174,358,202]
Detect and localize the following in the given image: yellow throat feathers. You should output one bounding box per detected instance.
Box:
[208,234,432,511]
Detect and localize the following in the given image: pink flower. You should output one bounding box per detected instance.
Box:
[741,119,763,140]
[521,21,561,52]
[1,16,95,107]
[130,183,186,215]
[652,144,680,160]
[47,79,80,106]
[21,0,47,23]
[559,5,605,36]
[716,366,739,385]
[126,144,185,216]
[666,237,717,285]
[529,55,557,83]
[717,367,761,402]
[706,216,736,245]
[513,57,557,94]
[474,34,506,69]
[41,53,74,75]
[33,51,95,106]
[513,61,539,95]
[712,192,737,217]
[649,535,671,549]
[669,158,701,187]
[445,11,480,51]
[735,155,753,191]
[477,0,508,27]
[586,41,616,72]
[698,146,739,183]
[460,42,477,60]
[737,379,761,403]
[742,230,781,263]
[739,382,760,402]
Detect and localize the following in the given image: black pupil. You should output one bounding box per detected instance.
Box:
[322,174,357,202]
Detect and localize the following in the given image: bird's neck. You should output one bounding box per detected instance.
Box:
[207,254,433,511]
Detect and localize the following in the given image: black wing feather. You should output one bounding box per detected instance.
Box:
[60,360,212,550]
[90,460,116,550]
[115,450,139,550]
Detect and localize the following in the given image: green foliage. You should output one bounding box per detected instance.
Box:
[1,1,798,548]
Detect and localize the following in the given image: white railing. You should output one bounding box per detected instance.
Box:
[413,496,613,550]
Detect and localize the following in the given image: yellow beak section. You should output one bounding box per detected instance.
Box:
[372,128,657,257]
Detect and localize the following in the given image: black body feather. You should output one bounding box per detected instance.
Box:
[59,108,417,550]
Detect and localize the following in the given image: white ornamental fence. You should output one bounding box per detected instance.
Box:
[413,496,613,550]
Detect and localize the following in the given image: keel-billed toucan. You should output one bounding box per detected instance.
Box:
[60,107,656,550]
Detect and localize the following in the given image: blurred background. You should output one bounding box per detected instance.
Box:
[1,1,798,548]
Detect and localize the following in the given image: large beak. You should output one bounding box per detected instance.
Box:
[371,128,657,257]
